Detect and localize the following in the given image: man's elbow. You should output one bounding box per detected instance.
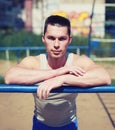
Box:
[4,75,12,84]
[4,72,16,84]
[103,74,111,85]
[106,75,111,85]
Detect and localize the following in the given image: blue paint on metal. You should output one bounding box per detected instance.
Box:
[0,46,88,51]
[0,84,115,93]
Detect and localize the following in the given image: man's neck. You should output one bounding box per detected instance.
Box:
[47,55,67,69]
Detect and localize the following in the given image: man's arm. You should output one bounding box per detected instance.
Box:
[5,56,85,85]
[38,66,111,99]
[37,55,111,99]
[63,66,111,87]
[4,56,61,85]
[66,55,111,87]
[37,66,111,99]
[5,65,57,85]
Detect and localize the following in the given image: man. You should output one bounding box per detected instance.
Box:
[5,15,111,130]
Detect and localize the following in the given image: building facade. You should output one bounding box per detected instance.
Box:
[30,0,105,37]
[0,0,105,36]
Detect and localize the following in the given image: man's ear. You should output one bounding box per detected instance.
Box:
[42,34,45,43]
[69,35,72,45]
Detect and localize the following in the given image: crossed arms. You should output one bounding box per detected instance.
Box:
[5,55,111,99]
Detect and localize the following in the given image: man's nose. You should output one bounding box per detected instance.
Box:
[54,39,59,49]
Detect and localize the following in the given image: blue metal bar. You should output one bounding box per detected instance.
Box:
[0,46,88,51]
[0,46,46,51]
[0,84,115,93]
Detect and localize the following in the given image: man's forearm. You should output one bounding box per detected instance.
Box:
[5,67,58,85]
[63,68,111,87]
[5,66,70,85]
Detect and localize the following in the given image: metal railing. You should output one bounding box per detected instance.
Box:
[0,84,115,93]
[0,46,89,62]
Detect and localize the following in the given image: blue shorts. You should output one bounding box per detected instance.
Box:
[32,115,78,130]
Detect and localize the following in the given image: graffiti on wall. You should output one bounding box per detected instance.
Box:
[69,11,90,35]
[52,11,91,35]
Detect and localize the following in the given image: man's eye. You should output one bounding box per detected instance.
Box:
[59,37,67,41]
[47,36,55,40]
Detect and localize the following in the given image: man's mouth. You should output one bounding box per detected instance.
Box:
[52,50,61,55]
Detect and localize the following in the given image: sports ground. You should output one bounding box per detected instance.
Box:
[0,60,115,130]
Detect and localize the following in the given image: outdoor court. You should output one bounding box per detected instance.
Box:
[0,60,115,130]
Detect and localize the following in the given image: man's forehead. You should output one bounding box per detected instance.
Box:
[46,26,68,36]
[46,24,68,31]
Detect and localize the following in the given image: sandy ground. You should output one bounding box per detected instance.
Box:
[0,93,114,130]
[77,94,115,130]
[0,60,115,130]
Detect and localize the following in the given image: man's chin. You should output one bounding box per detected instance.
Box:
[52,53,62,58]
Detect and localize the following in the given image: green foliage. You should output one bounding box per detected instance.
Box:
[112,79,115,85]
[0,29,43,47]
[0,30,89,59]
[0,75,4,84]
[0,29,89,47]
[0,29,114,58]
[72,35,88,46]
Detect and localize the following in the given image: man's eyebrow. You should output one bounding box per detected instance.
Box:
[47,35,68,38]
[47,35,55,38]
[60,35,70,39]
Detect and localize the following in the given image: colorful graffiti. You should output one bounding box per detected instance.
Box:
[69,11,90,35]
[52,11,91,35]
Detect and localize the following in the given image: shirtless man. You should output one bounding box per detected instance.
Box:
[5,15,111,130]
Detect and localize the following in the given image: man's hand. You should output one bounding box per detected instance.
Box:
[37,66,85,100]
[58,66,85,76]
[37,76,65,100]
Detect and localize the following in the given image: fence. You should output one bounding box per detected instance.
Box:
[0,46,89,62]
[91,38,115,57]
[0,84,115,93]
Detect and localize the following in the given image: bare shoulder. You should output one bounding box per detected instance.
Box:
[18,55,40,69]
[73,54,98,70]
[74,54,93,62]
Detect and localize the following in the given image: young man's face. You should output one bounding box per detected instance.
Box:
[42,24,72,59]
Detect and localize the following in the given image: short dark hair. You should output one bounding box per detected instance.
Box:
[44,15,71,36]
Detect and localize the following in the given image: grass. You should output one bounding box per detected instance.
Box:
[112,79,115,85]
[0,75,4,84]
[95,61,115,65]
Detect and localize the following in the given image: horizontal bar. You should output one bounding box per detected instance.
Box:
[0,84,115,93]
[0,46,88,51]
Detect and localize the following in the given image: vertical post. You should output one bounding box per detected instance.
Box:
[24,0,33,32]
[87,0,96,57]
[6,50,9,60]
[76,48,80,55]
[26,49,30,56]
[16,50,20,63]
[41,0,44,33]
